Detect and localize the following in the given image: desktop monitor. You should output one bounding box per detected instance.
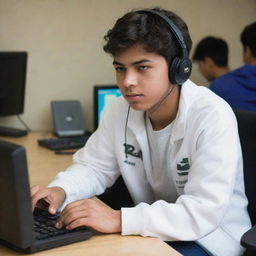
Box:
[0,52,28,136]
[93,85,122,130]
[0,52,27,116]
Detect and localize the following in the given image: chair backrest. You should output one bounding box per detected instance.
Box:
[234,109,256,226]
[98,176,134,210]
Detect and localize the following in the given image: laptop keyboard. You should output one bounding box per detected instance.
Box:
[33,208,87,240]
[37,132,91,150]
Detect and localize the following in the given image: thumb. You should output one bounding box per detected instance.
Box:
[48,187,66,215]
[48,200,61,214]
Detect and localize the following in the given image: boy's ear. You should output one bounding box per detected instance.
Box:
[204,57,215,66]
[201,57,218,69]
[243,46,252,64]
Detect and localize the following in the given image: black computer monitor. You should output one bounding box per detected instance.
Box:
[93,85,122,130]
[0,52,28,136]
[0,52,27,115]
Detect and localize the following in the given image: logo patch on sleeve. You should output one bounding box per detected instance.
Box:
[177,158,190,176]
[123,143,143,160]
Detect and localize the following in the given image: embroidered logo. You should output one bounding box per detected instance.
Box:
[124,159,136,166]
[177,158,190,176]
[123,143,143,160]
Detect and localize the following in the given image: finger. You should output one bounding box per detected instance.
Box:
[60,199,86,218]
[59,205,85,224]
[31,189,52,211]
[57,199,94,228]
[48,199,60,215]
[31,190,47,211]
[57,210,89,230]
[30,184,41,197]
[66,217,90,230]
[57,205,87,229]
[48,187,66,214]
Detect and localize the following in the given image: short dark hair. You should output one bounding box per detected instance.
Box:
[103,7,192,64]
[192,36,229,67]
[241,22,256,57]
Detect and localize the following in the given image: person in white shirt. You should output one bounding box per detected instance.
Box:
[31,7,251,256]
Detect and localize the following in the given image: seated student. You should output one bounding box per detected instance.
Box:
[209,22,256,111]
[31,7,251,256]
[192,36,230,82]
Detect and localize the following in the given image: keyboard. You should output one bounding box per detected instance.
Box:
[0,126,27,137]
[33,208,88,240]
[37,132,91,150]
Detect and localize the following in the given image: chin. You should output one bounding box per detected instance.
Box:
[128,102,148,111]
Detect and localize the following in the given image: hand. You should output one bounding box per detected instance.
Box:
[56,199,121,233]
[31,185,66,214]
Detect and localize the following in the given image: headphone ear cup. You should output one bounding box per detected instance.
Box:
[169,57,181,84]
[179,58,192,83]
[169,57,192,85]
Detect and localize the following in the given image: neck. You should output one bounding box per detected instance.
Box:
[214,66,230,79]
[147,84,180,130]
[243,47,256,66]
[246,57,256,66]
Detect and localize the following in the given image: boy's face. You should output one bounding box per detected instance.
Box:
[197,58,215,82]
[113,44,170,111]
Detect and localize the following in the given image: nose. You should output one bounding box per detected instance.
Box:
[123,69,138,88]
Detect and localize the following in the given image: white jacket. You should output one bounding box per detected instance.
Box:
[49,80,251,256]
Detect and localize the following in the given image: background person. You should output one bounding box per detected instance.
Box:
[192,36,230,82]
[209,22,256,111]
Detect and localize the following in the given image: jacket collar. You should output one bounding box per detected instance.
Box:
[127,79,196,142]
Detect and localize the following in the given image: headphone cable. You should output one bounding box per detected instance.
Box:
[148,85,175,115]
[124,106,131,159]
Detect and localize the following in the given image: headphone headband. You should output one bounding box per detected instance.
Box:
[138,9,188,58]
[137,9,192,84]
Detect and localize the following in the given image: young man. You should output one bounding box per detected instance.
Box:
[209,22,256,111]
[192,36,230,82]
[31,8,251,256]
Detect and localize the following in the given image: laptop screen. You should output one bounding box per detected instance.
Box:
[0,141,34,249]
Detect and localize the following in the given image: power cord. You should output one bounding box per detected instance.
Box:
[17,115,32,132]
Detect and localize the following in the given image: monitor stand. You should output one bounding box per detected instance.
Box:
[0,126,27,137]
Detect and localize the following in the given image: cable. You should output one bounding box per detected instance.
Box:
[124,106,131,159]
[123,85,175,158]
[17,115,32,132]
[148,85,175,115]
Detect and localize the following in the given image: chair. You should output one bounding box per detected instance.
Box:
[97,176,134,210]
[234,109,256,255]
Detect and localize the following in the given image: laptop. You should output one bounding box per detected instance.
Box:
[0,140,93,253]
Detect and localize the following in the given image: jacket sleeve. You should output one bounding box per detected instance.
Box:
[121,103,243,241]
[48,102,120,209]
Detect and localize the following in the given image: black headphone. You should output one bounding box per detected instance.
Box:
[137,9,192,85]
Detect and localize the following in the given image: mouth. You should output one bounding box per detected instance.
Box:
[125,93,144,102]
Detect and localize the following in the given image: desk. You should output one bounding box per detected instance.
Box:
[0,132,182,256]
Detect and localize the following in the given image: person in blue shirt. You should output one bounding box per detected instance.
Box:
[209,22,256,111]
[192,36,230,82]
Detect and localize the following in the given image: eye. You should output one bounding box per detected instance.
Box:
[138,65,149,71]
[114,66,126,72]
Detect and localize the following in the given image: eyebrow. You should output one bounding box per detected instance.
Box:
[112,59,154,66]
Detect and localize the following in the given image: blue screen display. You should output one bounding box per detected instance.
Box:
[97,87,122,123]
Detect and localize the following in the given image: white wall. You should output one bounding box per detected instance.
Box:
[0,0,255,132]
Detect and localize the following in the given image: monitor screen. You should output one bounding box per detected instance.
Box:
[0,52,27,116]
[93,85,121,130]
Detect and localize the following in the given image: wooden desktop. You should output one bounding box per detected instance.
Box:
[0,132,181,256]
